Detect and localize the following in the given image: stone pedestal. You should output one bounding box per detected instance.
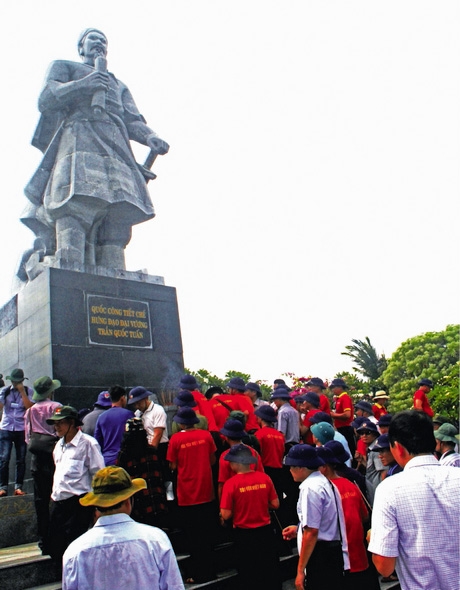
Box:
[0,268,184,409]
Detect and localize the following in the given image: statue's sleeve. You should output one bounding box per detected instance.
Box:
[120,83,157,145]
[31,61,74,152]
[38,60,86,113]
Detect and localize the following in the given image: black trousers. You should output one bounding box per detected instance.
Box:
[178,501,217,583]
[46,495,94,561]
[305,540,345,590]
[337,426,356,458]
[30,451,55,549]
[233,525,282,590]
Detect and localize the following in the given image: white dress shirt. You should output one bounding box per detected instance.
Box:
[369,454,460,590]
[140,401,169,445]
[63,513,184,590]
[52,429,104,501]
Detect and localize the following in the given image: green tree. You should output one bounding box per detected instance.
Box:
[381,324,459,421]
[341,337,387,382]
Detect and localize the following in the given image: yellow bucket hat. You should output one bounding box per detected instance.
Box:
[80,466,146,508]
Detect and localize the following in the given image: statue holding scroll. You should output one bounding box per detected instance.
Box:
[21,29,169,275]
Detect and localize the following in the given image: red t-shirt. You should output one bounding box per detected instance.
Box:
[332,477,369,573]
[218,445,264,484]
[220,470,278,528]
[167,429,216,506]
[334,393,354,428]
[413,389,434,417]
[319,394,331,414]
[372,403,387,420]
[255,426,285,468]
[301,408,322,445]
[209,395,242,430]
[191,389,218,431]
[233,393,260,432]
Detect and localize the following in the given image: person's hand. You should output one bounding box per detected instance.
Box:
[295,571,305,590]
[147,134,170,155]
[282,525,297,541]
[15,382,26,395]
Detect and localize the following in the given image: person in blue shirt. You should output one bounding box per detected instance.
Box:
[0,368,34,496]
[63,465,184,590]
[94,385,133,465]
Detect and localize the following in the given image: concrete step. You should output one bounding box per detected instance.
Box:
[0,538,398,590]
[0,543,61,590]
[0,540,296,590]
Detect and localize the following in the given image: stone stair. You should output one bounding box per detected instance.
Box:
[0,494,398,590]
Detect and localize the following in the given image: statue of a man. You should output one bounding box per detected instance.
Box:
[22,29,169,272]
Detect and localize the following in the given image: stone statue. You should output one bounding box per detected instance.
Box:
[20,28,169,278]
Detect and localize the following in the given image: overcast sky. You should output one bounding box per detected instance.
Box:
[0,1,458,385]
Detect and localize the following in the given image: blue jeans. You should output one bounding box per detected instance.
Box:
[0,430,27,491]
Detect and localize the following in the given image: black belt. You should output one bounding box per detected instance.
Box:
[316,540,341,547]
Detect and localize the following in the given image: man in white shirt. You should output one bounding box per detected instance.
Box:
[369,410,460,590]
[128,386,169,483]
[128,386,168,448]
[45,406,104,561]
[282,444,349,590]
[63,466,184,590]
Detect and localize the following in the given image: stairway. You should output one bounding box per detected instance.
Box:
[0,494,397,590]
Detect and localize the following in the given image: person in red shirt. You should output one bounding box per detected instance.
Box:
[178,374,218,431]
[254,406,285,469]
[220,444,281,590]
[316,446,380,590]
[351,416,369,473]
[371,391,389,421]
[412,378,434,417]
[218,419,264,500]
[254,405,284,486]
[226,377,259,433]
[330,378,356,457]
[296,391,322,445]
[306,378,331,414]
[166,406,217,584]
[208,389,242,431]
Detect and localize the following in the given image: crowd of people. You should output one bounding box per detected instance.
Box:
[0,369,459,590]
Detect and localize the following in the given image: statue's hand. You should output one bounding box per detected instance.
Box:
[147,135,170,155]
[78,70,110,93]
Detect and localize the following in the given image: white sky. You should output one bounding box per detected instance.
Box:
[0,1,458,384]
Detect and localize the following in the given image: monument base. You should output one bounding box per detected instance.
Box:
[0,267,184,409]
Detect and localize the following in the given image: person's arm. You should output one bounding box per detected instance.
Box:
[277,410,288,436]
[269,496,280,510]
[150,427,164,449]
[413,398,424,411]
[88,440,105,475]
[220,508,232,522]
[372,554,396,577]
[169,461,177,471]
[331,409,351,419]
[296,526,319,590]
[282,525,298,541]
[17,383,33,410]
[94,419,103,449]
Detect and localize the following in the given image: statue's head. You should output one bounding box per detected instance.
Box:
[78,28,108,61]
